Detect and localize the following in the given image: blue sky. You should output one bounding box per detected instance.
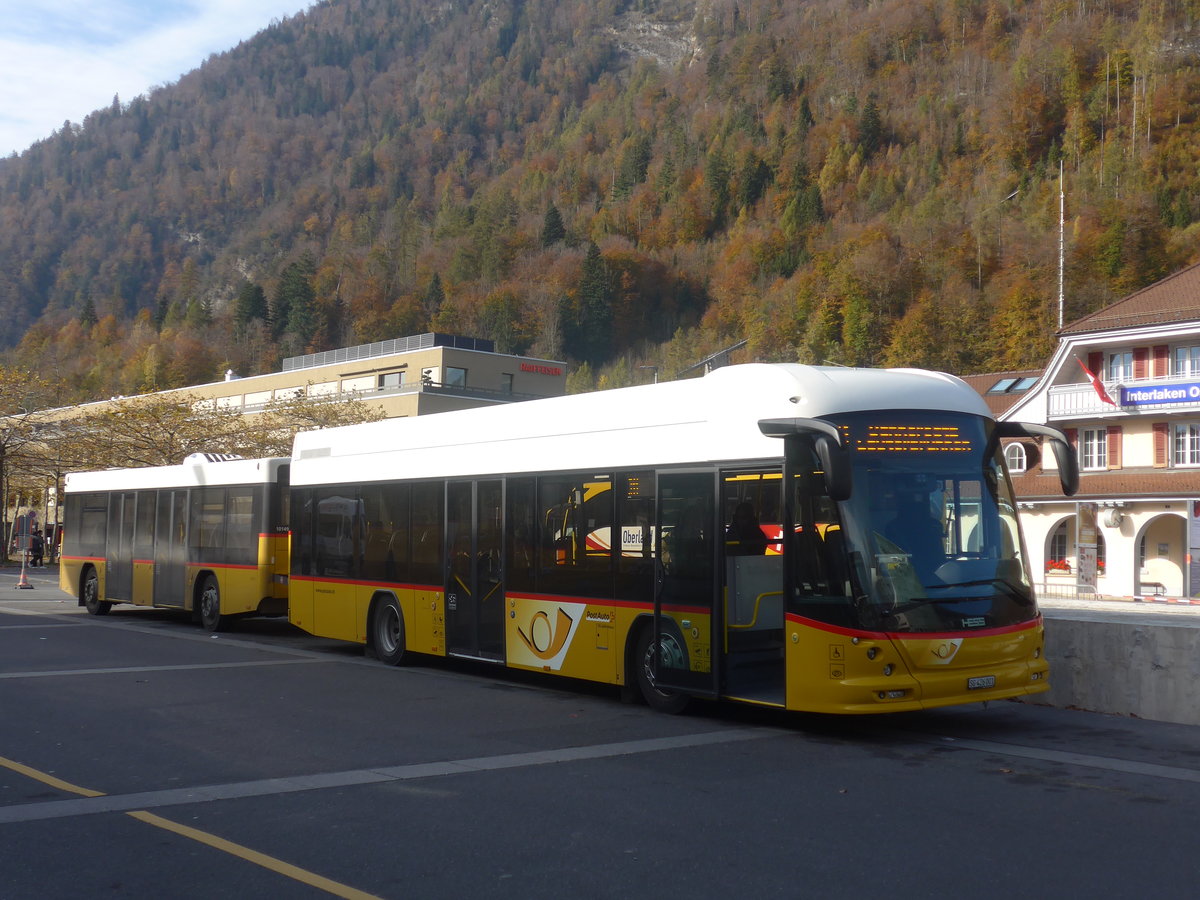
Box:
[0,0,312,156]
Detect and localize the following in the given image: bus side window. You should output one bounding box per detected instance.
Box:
[616,471,654,603]
[506,478,536,592]
[409,481,443,586]
[537,474,614,599]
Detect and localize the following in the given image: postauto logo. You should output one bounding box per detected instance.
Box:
[514,601,585,670]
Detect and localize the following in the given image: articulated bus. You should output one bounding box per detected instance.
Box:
[286,363,1077,714]
[60,455,291,631]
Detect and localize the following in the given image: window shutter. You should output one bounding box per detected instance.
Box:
[1106,425,1122,469]
[1087,351,1104,376]
[1134,347,1149,380]
[1153,345,1170,377]
[1153,422,1170,467]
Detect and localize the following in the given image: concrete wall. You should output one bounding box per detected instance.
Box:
[1033,608,1200,726]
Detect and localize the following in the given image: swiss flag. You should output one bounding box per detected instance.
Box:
[1077,357,1118,406]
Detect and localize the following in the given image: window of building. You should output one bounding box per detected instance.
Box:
[378,371,405,390]
[1173,424,1200,467]
[987,378,1017,394]
[1096,532,1106,576]
[1049,520,1071,571]
[1108,352,1133,381]
[1174,346,1200,376]
[1004,443,1027,473]
[1080,428,1107,470]
[445,366,467,388]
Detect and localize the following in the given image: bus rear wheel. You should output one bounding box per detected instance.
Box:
[634,625,690,715]
[82,568,111,616]
[371,597,406,666]
[198,576,225,632]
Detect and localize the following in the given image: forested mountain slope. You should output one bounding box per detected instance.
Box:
[2,0,1199,400]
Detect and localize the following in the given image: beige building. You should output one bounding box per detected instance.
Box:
[116,333,567,418]
[966,263,1200,599]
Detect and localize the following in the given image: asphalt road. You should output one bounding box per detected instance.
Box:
[2,566,1199,898]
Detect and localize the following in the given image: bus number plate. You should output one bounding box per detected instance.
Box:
[967,675,996,690]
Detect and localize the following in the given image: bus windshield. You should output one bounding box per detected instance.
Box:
[792,411,1033,634]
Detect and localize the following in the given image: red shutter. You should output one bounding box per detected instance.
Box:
[1106,425,1122,469]
[1153,345,1170,377]
[1134,347,1149,380]
[1153,422,1170,467]
[1087,351,1104,377]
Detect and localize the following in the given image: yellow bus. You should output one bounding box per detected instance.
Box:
[287,363,1077,714]
[60,455,291,632]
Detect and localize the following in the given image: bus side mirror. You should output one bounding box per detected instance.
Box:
[815,435,852,502]
[996,422,1078,497]
[758,417,853,502]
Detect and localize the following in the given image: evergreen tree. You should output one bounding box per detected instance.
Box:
[79,296,98,328]
[540,204,566,248]
[423,272,445,321]
[273,255,317,342]
[576,242,613,366]
[233,279,269,327]
[859,95,882,157]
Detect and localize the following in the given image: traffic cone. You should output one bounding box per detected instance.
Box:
[16,554,34,590]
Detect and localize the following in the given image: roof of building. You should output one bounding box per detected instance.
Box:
[959,369,1043,416]
[1011,469,1198,502]
[1058,260,1200,336]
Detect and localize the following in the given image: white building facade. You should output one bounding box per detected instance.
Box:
[998,263,1200,599]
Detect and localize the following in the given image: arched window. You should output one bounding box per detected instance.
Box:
[1047,520,1072,573]
[1004,443,1027,474]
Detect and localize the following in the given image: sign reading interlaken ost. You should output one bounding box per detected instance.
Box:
[1120,381,1200,406]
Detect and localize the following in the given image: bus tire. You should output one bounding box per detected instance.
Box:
[82,568,111,616]
[198,576,225,633]
[371,596,406,666]
[634,624,690,715]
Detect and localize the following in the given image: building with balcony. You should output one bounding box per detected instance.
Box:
[984,262,1200,599]
[130,333,567,417]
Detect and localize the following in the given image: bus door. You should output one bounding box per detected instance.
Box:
[652,472,718,697]
[445,479,505,661]
[153,489,188,608]
[720,469,786,705]
[106,492,135,602]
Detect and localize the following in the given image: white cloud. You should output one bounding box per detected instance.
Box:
[0,0,311,156]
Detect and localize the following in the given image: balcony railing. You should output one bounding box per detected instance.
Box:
[1047,375,1200,419]
[224,380,544,414]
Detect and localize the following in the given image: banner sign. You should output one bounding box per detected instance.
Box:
[1121,381,1200,406]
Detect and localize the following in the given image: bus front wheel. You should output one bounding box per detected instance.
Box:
[634,625,690,715]
[82,569,111,616]
[198,576,225,632]
[371,597,406,666]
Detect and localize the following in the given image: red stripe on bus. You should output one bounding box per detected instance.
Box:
[784,612,1042,641]
[291,574,438,592]
[184,563,261,571]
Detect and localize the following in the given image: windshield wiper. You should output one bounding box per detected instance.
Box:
[884,579,1034,615]
[932,578,1035,606]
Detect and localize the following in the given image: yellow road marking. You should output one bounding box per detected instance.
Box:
[127,812,384,900]
[1,755,380,899]
[0,755,105,797]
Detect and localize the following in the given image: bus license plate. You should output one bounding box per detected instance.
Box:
[968,675,996,690]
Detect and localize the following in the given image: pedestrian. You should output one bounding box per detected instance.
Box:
[30,528,44,568]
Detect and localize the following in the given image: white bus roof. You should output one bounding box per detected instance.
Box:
[290,363,989,487]
[64,456,289,494]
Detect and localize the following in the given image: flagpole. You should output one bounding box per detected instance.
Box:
[1058,160,1065,329]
